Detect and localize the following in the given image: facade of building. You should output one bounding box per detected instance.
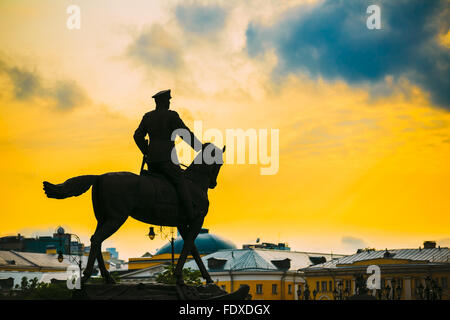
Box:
[0,228,124,285]
[0,249,89,290]
[188,249,345,300]
[122,247,346,300]
[300,242,450,300]
[0,248,118,288]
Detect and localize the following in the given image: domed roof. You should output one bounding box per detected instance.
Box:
[155,229,236,255]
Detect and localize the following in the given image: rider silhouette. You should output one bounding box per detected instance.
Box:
[134,89,202,223]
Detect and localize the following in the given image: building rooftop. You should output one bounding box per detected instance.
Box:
[303,247,450,270]
[243,242,290,251]
[0,251,32,267]
[184,248,346,272]
[0,250,89,271]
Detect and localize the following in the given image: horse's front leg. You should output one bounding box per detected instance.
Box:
[191,244,213,284]
[174,234,193,285]
[174,218,203,285]
[178,224,213,284]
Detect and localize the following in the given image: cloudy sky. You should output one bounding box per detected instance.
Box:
[1,0,449,259]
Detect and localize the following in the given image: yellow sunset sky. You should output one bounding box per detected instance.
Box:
[1,0,449,260]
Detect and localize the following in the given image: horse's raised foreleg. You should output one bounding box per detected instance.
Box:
[82,218,126,283]
[178,224,213,284]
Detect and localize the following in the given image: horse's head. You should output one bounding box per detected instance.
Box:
[186,143,225,190]
[206,144,225,189]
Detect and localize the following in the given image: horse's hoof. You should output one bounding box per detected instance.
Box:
[104,275,116,284]
[176,283,201,300]
[176,277,185,286]
[81,275,90,284]
[176,280,185,286]
[176,284,187,300]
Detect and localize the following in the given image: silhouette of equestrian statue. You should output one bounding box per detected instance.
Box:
[42,89,226,298]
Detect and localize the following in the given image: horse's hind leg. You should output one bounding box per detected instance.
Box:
[96,244,116,284]
[82,218,126,283]
[84,225,113,283]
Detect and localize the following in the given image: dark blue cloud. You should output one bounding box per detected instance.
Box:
[0,59,87,110]
[246,0,450,108]
[175,4,226,34]
[7,67,42,100]
[0,62,42,100]
[52,81,87,110]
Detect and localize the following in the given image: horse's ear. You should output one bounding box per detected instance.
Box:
[222,146,226,152]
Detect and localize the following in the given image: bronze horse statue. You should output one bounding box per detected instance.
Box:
[43,143,225,290]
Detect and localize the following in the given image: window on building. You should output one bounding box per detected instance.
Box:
[321,281,327,292]
[288,284,292,294]
[442,277,448,289]
[297,284,302,297]
[272,284,278,294]
[396,278,403,288]
[316,281,320,292]
[256,284,263,294]
[434,278,439,286]
[329,281,333,292]
[414,279,420,289]
[345,280,351,291]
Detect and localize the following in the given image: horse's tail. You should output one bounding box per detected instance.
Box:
[43,175,98,199]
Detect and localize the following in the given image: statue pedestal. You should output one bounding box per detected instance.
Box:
[73,283,250,300]
[347,293,377,300]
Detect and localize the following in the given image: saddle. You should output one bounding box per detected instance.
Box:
[135,170,209,225]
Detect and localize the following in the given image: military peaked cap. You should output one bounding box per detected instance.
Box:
[152,89,171,99]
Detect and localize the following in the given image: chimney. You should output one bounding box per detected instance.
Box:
[423,241,436,249]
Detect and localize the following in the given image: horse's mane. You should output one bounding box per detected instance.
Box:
[184,143,220,178]
[184,143,211,173]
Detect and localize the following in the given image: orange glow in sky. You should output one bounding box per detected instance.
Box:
[1,1,449,259]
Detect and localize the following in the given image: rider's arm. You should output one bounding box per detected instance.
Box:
[172,112,202,152]
[134,115,149,155]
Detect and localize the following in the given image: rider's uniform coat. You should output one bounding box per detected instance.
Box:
[134,108,202,163]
